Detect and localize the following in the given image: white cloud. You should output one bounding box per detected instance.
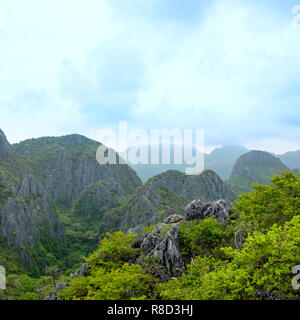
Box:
[0,0,299,154]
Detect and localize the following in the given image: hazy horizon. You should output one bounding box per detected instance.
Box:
[1,0,300,154]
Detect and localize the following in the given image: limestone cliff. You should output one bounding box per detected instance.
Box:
[12,135,142,206]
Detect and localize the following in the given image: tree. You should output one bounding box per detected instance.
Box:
[45,266,59,288]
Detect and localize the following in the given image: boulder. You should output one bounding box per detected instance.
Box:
[185,199,233,222]
[163,214,184,224]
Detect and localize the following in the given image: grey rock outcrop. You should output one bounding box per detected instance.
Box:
[0,129,10,156]
[141,214,186,278]
[44,282,68,300]
[152,227,185,277]
[141,234,161,255]
[70,263,89,280]
[185,199,233,222]
[163,214,184,224]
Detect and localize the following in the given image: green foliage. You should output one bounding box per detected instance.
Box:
[58,263,158,300]
[0,273,54,300]
[159,215,300,300]
[158,256,224,300]
[179,218,234,258]
[143,224,157,235]
[234,172,300,232]
[58,232,158,300]
[0,238,23,274]
[86,232,140,271]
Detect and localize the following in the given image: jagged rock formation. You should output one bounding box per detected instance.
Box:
[0,129,240,277]
[141,233,161,255]
[227,150,290,194]
[0,129,10,156]
[139,214,186,278]
[151,227,185,278]
[154,170,236,204]
[185,199,233,223]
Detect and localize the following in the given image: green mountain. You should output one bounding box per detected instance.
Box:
[227,150,290,194]
[0,130,142,274]
[277,150,300,170]
[154,169,236,203]
[12,135,141,206]
[113,169,236,234]
[205,145,249,180]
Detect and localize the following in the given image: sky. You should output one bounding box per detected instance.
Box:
[0,0,300,154]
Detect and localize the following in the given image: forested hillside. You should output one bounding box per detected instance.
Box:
[54,172,300,301]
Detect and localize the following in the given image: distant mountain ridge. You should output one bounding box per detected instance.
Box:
[278,150,300,171]
[122,144,249,182]
[123,143,300,183]
[227,150,290,194]
[205,145,250,180]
